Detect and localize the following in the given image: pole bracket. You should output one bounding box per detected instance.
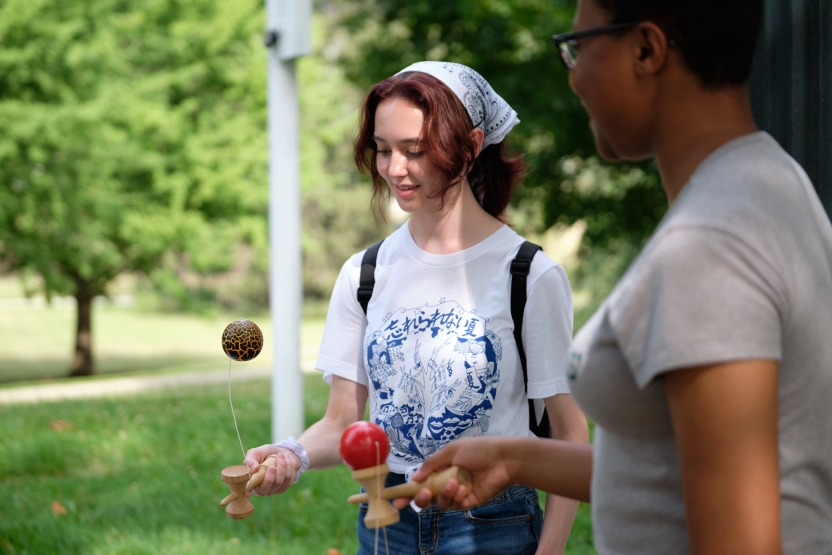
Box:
[263,29,280,48]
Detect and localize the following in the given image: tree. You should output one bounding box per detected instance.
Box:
[0,0,269,376]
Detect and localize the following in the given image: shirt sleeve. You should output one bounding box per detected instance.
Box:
[607,226,785,389]
[522,262,574,399]
[314,254,369,386]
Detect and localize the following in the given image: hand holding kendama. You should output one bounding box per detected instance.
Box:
[340,422,473,529]
[346,465,474,506]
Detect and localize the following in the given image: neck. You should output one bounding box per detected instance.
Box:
[652,81,758,202]
[407,180,503,254]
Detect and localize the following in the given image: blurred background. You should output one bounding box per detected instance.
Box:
[0,0,665,383]
[0,0,669,553]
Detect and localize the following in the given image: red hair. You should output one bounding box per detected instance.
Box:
[354,72,525,221]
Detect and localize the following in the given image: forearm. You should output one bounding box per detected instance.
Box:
[296,415,355,470]
[534,394,589,553]
[504,438,593,503]
[537,493,580,555]
[288,375,368,471]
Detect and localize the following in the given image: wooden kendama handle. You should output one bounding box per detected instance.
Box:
[347,465,473,504]
[244,454,278,492]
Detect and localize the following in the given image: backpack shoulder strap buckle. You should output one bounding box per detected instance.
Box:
[510,258,532,275]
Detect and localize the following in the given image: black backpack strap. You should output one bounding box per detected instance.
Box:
[510,241,551,438]
[357,240,384,315]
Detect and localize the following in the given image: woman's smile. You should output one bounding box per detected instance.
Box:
[393,183,420,200]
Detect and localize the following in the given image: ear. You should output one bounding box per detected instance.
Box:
[470,127,485,158]
[632,21,670,76]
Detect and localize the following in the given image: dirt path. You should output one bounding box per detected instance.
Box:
[0,366,275,405]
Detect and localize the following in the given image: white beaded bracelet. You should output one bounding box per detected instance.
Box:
[272,436,310,484]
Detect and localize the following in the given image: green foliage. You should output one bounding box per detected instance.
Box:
[0,0,393,313]
[572,238,642,331]
[0,0,669,362]
[326,0,667,250]
[0,0,269,307]
[556,156,666,247]
[297,13,392,300]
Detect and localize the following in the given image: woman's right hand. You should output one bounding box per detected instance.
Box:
[393,435,593,510]
[243,444,303,497]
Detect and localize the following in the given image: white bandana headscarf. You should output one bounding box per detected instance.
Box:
[395,61,520,148]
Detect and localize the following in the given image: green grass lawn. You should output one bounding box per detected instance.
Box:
[0,374,596,555]
[0,277,595,554]
[0,302,325,384]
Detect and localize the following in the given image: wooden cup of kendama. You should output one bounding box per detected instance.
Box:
[219,455,278,519]
[351,462,401,529]
[220,465,255,519]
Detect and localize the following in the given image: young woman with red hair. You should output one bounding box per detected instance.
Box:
[244,62,588,555]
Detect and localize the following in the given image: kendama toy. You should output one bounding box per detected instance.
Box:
[218,318,264,519]
[340,421,473,529]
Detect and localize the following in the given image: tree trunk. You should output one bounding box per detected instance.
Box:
[69,277,94,377]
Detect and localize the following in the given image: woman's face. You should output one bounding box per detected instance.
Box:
[374,97,444,214]
[568,0,656,161]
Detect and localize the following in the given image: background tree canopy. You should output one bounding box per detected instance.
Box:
[0,0,667,377]
[0,0,270,375]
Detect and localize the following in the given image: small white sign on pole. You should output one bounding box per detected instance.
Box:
[265,0,311,443]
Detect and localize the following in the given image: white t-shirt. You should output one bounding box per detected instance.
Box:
[316,222,573,474]
[569,132,832,554]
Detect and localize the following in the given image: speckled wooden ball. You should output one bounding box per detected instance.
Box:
[221,319,263,362]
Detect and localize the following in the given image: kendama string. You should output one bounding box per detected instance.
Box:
[374,440,389,555]
[228,359,251,482]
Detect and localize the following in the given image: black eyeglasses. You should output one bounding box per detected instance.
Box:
[551,22,639,70]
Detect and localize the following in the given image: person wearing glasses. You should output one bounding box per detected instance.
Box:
[398,1,832,554]
[243,61,588,555]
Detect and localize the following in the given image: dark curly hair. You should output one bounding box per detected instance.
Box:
[594,0,764,87]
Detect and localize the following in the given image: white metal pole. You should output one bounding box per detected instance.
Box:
[266,0,306,442]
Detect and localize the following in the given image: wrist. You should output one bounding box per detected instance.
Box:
[272,436,310,483]
[502,437,526,485]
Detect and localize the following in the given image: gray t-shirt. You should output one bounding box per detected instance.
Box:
[569,132,832,554]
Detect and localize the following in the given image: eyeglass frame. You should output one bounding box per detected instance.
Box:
[551,22,640,71]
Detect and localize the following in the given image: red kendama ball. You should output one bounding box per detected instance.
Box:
[221,318,263,362]
[340,421,390,470]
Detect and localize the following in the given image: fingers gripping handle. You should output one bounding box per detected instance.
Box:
[347,465,473,504]
[244,454,278,492]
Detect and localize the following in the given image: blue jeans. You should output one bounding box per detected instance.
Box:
[357,472,542,555]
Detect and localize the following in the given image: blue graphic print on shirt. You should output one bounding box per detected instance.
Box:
[365,300,502,465]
